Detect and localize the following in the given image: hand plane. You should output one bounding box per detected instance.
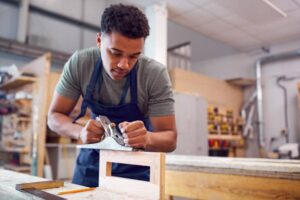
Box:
[77,115,133,151]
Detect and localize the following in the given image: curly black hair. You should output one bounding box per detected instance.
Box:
[100,4,150,39]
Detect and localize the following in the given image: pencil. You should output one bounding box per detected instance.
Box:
[58,187,96,195]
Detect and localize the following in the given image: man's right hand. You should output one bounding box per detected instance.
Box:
[79,119,104,144]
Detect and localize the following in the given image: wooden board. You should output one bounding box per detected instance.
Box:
[166,170,300,200]
[4,164,31,172]
[0,166,162,200]
[16,180,64,190]
[99,150,165,200]
[169,68,243,116]
[166,155,300,179]
[165,155,300,199]
[226,77,255,87]
[0,76,37,90]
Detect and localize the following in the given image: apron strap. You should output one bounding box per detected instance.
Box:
[85,58,103,99]
[118,76,130,106]
[130,66,138,104]
[72,99,88,123]
[73,57,102,123]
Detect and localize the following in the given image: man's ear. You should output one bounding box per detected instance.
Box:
[96,32,101,48]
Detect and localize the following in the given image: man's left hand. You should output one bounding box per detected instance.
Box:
[118,120,150,149]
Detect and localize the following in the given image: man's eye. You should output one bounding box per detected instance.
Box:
[129,55,139,59]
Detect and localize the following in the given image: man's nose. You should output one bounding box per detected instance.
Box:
[117,57,129,69]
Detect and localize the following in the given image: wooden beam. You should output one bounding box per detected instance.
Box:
[16,180,64,190]
[166,170,300,200]
[21,53,51,177]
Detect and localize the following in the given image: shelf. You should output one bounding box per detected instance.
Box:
[0,75,37,90]
[1,147,29,153]
[17,117,32,122]
[209,147,229,150]
[208,134,243,141]
[226,78,255,87]
[4,164,31,172]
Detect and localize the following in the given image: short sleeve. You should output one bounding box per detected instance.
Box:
[55,51,81,100]
[147,65,175,116]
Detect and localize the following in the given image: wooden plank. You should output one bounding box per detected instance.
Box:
[16,180,64,190]
[2,147,29,153]
[166,155,300,180]
[226,77,255,87]
[166,170,300,200]
[18,117,32,122]
[0,76,37,90]
[99,150,165,200]
[159,153,165,200]
[20,53,52,176]
[169,68,243,116]
[0,169,54,200]
[4,164,31,172]
[0,168,160,200]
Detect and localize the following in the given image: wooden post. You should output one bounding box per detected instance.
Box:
[21,53,51,177]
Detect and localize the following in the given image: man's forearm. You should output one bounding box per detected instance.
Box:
[145,131,177,152]
[48,112,83,139]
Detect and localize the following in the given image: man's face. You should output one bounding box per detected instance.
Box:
[96,32,145,80]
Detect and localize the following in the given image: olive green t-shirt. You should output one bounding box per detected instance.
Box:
[56,47,174,117]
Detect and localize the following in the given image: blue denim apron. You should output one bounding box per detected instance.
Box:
[72,58,151,187]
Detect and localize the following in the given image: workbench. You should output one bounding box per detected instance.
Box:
[0,150,164,200]
[165,155,300,200]
[2,155,300,200]
[0,168,153,199]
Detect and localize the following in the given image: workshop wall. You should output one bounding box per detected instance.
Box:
[193,39,300,80]
[0,52,31,68]
[0,0,103,54]
[262,57,300,151]
[0,1,238,59]
[194,40,300,153]
[28,13,83,53]
[0,3,18,40]
[168,20,238,64]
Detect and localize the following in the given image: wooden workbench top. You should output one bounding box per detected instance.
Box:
[166,155,300,180]
[0,169,151,200]
[0,169,92,200]
[2,155,300,199]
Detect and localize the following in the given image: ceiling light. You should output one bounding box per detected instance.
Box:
[262,0,287,17]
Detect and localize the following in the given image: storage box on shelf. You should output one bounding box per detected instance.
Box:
[207,106,244,157]
[0,53,51,177]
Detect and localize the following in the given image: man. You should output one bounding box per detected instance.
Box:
[48,4,177,187]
